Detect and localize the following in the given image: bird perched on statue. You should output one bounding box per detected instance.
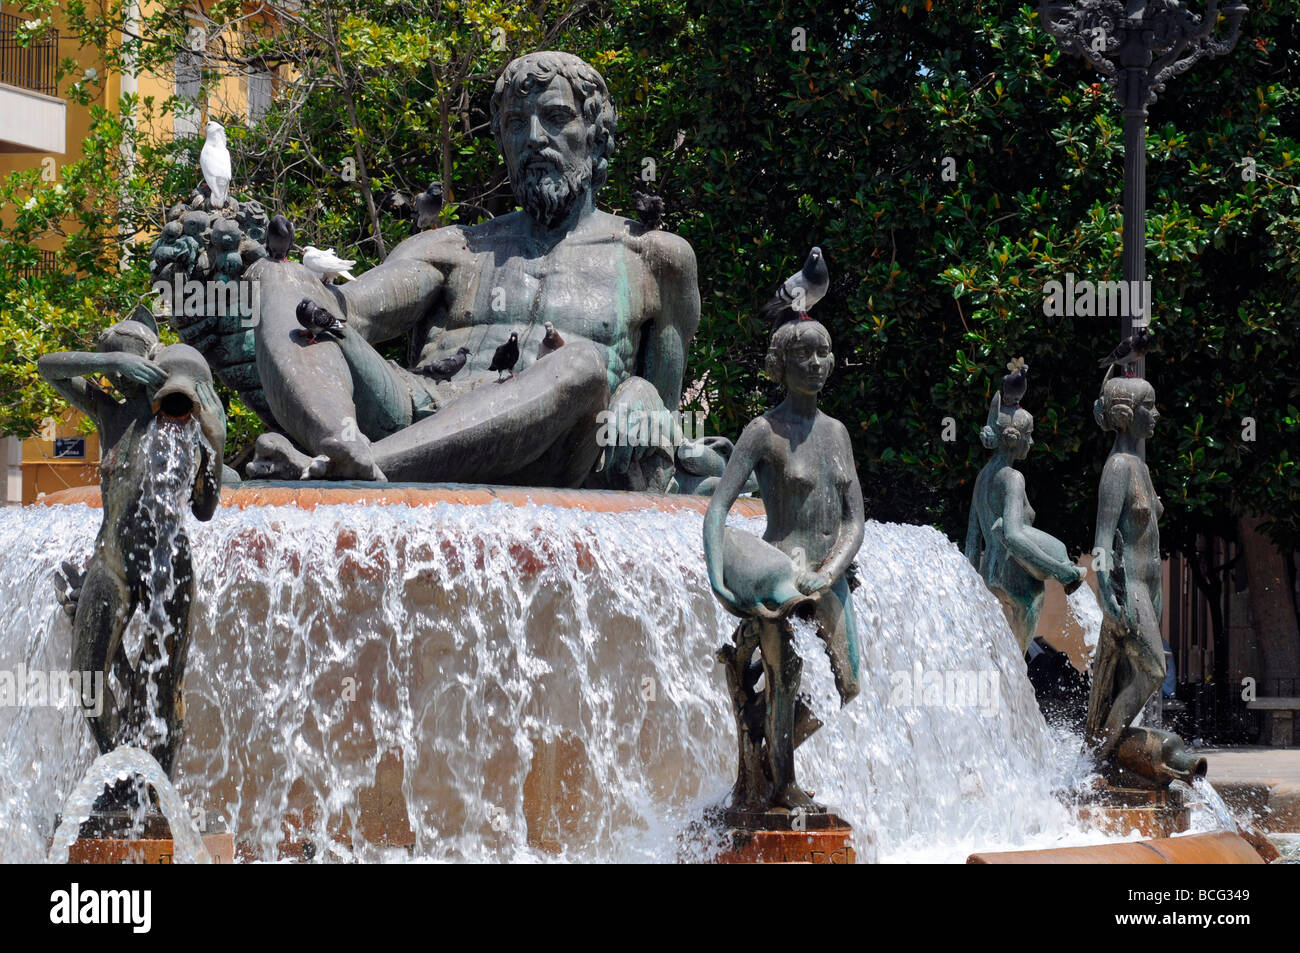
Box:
[490,332,520,381]
[413,181,444,233]
[267,215,294,262]
[418,346,472,383]
[302,246,356,283]
[200,120,232,210]
[538,321,565,359]
[296,300,345,342]
[761,246,830,331]
[1002,357,1028,409]
[1098,326,1151,377]
[633,190,664,231]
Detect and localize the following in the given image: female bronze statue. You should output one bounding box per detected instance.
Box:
[703,318,864,813]
[38,312,225,778]
[1086,373,1167,768]
[964,366,1085,654]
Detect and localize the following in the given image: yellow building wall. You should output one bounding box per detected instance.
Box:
[20,408,100,503]
[5,4,266,499]
[0,6,111,242]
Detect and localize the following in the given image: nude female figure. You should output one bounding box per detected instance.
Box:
[1085,374,1166,766]
[703,319,864,812]
[964,381,1086,654]
[37,314,224,776]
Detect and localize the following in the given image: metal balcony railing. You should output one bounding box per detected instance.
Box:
[11,248,59,280]
[0,13,59,97]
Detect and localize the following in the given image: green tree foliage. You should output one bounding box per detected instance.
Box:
[1,0,1296,562]
[637,0,1299,555]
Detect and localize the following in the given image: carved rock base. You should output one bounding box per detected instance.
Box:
[1073,783,1190,839]
[66,833,235,864]
[682,807,857,864]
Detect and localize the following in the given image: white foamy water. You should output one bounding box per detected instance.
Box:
[47,746,212,863]
[0,497,1193,863]
[1067,582,1104,651]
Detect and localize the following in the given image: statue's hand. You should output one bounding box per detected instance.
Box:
[54,560,85,620]
[194,379,227,455]
[109,353,167,391]
[1097,576,1124,624]
[796,570,831,595]
[1060,564,1087,594]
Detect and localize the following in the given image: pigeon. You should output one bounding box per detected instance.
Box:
[413,181,444,232]
[761,246,830,331]
[419,346,472,382]
[1098,326,1151,377]
[200,120,232,210]
[267,215,294,261]
[1002,357,1028,408]
[296,300,345,342]
[302,245,356,283]
[633,190,664,231]
[538,321,565,358]
[489,332,520,381]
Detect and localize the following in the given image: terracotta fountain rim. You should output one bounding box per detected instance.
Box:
[33,481,767,518]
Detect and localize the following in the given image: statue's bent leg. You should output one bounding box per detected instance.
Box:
[812,576,861,707]
[757,618,818,811]
[370,339,609,486]
[253,275,382,479]
[132,540,194,776]
[332,326,416,439]
[70,561,133,755]
[1087,590,1164,766]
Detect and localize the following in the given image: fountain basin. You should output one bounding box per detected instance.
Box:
[967,831,1266,864]
[36,482,768,518]
[1,484,1132,862]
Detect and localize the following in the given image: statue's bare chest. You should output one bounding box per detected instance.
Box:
[441,243,640,346]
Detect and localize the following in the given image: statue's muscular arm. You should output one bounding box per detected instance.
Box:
[636,229,701,411]
[336,230,459,344]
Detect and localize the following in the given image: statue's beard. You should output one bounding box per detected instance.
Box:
[513,151,592,228]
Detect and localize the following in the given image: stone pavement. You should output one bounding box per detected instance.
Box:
[1203,747,1300,832]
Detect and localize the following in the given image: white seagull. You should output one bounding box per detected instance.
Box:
[200,120,232,209]
[302,246,357,283]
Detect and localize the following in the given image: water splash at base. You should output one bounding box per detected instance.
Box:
[0,499,1212,862]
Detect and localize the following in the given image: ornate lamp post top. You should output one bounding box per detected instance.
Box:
[1040,1,1248,112]
[1038,1,1248,383]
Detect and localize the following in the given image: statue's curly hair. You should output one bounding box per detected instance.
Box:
[766,319,832,385]
[1095,375,1154,433]
[490,51,618,192]
[980,407,1033,451]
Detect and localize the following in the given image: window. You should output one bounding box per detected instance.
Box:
[247,70,271,123]
[174,50,201,137]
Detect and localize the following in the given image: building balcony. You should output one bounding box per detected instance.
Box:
[0,13,64,154]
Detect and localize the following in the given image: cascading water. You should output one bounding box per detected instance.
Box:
[46,746,212,864]
[1067,583,1103,651]
[0,494,1223,862]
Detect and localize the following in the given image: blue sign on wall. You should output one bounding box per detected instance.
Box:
[53,437,85,459]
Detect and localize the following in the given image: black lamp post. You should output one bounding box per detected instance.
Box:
[1039,1,1248,379]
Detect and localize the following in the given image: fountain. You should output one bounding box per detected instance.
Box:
[0,48,1270,866]
[3,492,1112,863]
